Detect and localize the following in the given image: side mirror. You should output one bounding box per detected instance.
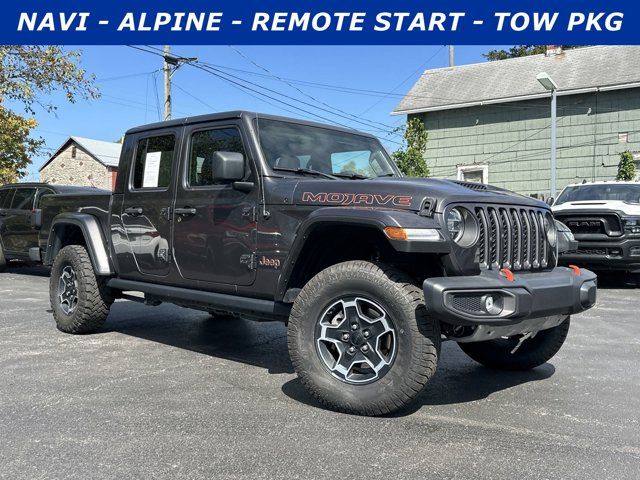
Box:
[213,151,245,182]
[31,208,43,229]
[545,197,555,206]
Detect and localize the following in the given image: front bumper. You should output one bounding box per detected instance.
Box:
[423,267,597,327]
[559,238,640,273]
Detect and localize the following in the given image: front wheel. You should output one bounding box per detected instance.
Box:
[458,317,570,371]
[288,261,440,416]
[50,245,114,334]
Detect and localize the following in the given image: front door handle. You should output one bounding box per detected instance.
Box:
[174,207,197,216]
[124,207,143,216]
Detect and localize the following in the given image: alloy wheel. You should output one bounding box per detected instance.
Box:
[315,296,397,384]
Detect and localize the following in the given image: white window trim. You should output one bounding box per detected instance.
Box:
[457,164,489,184]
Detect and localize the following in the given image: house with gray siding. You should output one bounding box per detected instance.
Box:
[39,136,122,191]
[394,46,640,198]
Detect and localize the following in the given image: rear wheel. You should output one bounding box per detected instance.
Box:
[288,261,440,416]
[50,245,114,334]
[458,318,570,371]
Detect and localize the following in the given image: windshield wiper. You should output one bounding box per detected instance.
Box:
[333,172,369,180]
[272,166,337,180]
[376,173,397,178]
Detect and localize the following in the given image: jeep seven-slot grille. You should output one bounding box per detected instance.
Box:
[475,206,550,271]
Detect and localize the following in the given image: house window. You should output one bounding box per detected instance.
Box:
[71,145,77,158]
[457,164,488,184]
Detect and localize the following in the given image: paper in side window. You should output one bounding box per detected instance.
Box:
[142,151,162,188]
[196,157,205,174]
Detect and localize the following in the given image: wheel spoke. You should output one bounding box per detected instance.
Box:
[362,321,387,339]
[335,347,357,376]
[361,343,386,370]
[322,327,349,342]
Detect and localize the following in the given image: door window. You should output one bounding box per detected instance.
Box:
[132,134,176,189]
[0,189,13,209]
[188,127,246,187]
[10,188,36,210]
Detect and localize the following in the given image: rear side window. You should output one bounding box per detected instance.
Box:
[0,189,13,209]
[10,188,36,210]
[188,127,246,187]
[132,134,176,189]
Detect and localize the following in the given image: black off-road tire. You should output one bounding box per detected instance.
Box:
[288,260,440,416]
[50,245,114,334]
[458,317,570,371]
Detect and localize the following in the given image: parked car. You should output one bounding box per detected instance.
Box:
[0,183,107,271]
[552,181,640,275]
[37,111,596,415]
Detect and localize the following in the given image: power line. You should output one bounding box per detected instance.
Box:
[96,70,161,82]
[198,63,394,134]
[359,45,445,116]
[127,45,400,140]
[227,45,396,131]
[172,81,217,111]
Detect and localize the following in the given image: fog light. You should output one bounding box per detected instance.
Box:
[481,294,503,316]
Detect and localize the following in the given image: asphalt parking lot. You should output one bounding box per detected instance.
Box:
[1,265,639,479]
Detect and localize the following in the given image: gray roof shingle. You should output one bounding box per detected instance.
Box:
[393,46,640,114]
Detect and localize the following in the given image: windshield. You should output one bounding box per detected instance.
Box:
[556,184,640,204]
[256,118,398,179]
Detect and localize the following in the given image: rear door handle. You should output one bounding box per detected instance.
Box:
[124,207,143,216]
[174,207,197,216]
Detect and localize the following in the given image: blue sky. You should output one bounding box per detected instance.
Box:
[23,44,501,179]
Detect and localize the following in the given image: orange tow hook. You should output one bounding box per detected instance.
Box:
[568,265,582,276]
[500,268,514,282]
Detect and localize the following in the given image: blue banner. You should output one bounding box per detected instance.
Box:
[2,0,637,44]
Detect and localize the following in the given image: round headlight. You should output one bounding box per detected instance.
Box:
[446,207,479,247]
[544,214,557,247]
[446,208,464,242]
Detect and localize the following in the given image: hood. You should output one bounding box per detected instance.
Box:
[553,200,640,216]
[289,177,547,212]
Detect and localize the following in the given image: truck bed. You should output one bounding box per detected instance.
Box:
[39,191,112,249]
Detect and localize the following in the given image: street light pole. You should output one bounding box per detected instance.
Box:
[536,72,560,199]
[550,87,557,198]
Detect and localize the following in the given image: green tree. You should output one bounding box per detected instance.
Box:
[484,45,579,61]
[392,117,429,177]
[0,46,98,183]
[616,151,636,181]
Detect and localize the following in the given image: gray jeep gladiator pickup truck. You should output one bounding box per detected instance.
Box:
[38,111,597,415]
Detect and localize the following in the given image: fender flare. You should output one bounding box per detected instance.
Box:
[275,207,447,299]
[45,213,113,276]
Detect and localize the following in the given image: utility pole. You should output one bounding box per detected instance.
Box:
[163,45,172,121]
[448,45,455,67]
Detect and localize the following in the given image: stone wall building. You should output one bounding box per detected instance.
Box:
[39,137,122,190]
[394,46,640,199]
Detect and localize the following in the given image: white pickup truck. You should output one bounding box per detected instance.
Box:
[552,181,640,275]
